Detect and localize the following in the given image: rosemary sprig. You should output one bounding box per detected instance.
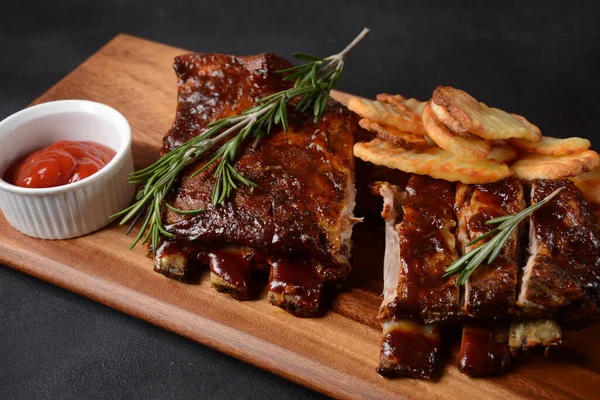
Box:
[112,28,370,251]
[444,186,565,286]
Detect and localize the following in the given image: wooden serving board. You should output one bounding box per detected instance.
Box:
[2,34,599,400]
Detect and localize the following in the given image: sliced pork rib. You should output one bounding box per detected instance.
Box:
[374,176,598,378]
[376,176,458,378]
[455,179,525,319]
[517,179,600,326]
[208,247,264,300]
[454,179,525,375]
[267,257,325,317]
[379,320,441,379]
[379,175,460,324]
[155,53,360,315]
[458,322,511,376]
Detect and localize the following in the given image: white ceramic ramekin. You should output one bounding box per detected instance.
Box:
[0,100,135,239]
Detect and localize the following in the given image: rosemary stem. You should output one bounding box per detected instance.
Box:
[333,27,370,62]
[203,105,275,152]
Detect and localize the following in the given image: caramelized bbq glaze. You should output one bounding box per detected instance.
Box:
[208,247,259,300]
[380,175,460,323]
[518,179,600,326]
[154,53,359,313]
[162,53,292,153]
[375,177,456,379]
[267,257,325,316]
[378,321,441,379]
[164,106,357,271]
[458,323,510,376]
[154,240,200,282]
[455,178,525,318]
[375,177,598,378]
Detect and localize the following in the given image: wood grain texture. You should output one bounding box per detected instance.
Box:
[1,34,599,399]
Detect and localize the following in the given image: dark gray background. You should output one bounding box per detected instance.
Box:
[1,1,599,399]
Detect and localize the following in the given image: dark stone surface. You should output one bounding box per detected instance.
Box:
[0,0,599,398]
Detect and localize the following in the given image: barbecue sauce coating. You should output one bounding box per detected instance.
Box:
[382,175,460,323]
[458,323,510,376]
[267,257,324,316]
[162,53,358,278]
[162,53,293,153]
[378,321,441,379]
[455,178,524,318]
[154,53,359,312]
[165,107,357,272]
[519,179,600,325]
[208,248,254,299]
[154,240,199,282]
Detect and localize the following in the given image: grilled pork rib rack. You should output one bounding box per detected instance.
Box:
[154,53,361,316]
[376,176,600,378]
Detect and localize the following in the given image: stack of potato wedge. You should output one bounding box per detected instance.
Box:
[349,86,600,207]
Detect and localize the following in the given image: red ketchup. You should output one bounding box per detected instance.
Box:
[4,140,116,188]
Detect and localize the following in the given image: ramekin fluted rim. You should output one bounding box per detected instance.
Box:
[0,100,132,196]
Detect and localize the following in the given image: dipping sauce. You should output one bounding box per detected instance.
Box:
[4,140,116,188]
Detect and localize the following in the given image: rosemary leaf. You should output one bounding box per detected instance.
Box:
[291,52,323,61]
[310,64,318,88]
[165,202,204,215]
[485,214,512,225]
[466,227,499,246]
[486,225,515,265]
[279,96,289,131]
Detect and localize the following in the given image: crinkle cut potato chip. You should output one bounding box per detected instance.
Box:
[570,167,600,205]
[487,144,519,164]
[376,93,427,118]
[358,118,429,148]
[510,150,600,180]
[430,101,476,139]
[432,86,542,142]
[353,138,511,184]
[508,136,591,156]
[422,102,491,160]
[347,96,426,135]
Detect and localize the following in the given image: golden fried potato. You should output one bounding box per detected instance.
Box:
[330,90,355,106]
[510,150,600,180]
[422,103,491,160]
[376,93,427,117]
[359,118,429,148]
[347,96,426,135]
[429,101,476,138]
[570,167,600,205]
[507,136,591,156]
[432,86,542,142]
[487,144,519,164]
[353,138,511,184]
